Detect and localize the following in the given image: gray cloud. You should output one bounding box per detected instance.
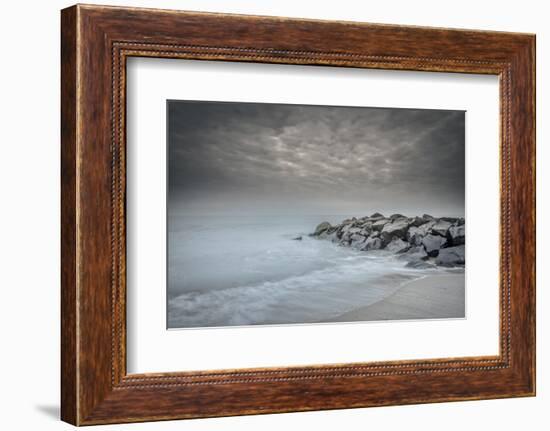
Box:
[168,100,465,217]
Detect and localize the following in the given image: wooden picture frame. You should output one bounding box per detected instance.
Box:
[61,4,536,425]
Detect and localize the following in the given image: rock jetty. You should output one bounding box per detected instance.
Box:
[311,213,465,268]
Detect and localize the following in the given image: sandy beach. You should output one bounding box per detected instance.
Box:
[328,273,465,323]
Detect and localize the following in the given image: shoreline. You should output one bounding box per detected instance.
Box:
[326,273,465,323]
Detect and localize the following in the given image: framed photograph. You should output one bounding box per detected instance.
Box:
[61,4,535,425]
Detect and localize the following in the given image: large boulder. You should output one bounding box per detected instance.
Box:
[380,218,411,242]
[389,213,405,221]
[407,228,424,246]
[422,234,447,257]
[359,225,372,237]
[435,245,465,266]
[447,224,465,246]
[340,227,364,244]
[318,230,337,240]
[372,218,390,231]
[350,233,367,249]
[410,216,427,227]
[407,221,435,245]
[398,245,428,261]
[370,212,385,219]
[431,220,452,237]
[359,220,373,231]
[362,237,383,251]
[386,237,411,253]
[314,221,332,236]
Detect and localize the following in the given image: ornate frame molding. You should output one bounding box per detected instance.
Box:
[61,5,535,425]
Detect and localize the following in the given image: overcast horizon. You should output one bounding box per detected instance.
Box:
[168,100,465,218]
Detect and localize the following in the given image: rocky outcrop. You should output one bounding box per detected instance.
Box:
[311,213,465,267]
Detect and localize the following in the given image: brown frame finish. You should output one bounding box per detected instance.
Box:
[61,4,536,426]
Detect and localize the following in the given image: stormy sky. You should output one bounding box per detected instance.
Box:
[168,100,465,217]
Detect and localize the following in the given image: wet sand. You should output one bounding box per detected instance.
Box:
[328,273,465,322]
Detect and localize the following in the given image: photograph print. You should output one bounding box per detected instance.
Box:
[167,100,466,329]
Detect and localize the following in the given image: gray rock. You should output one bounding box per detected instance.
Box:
[398,245,428,261]
[359,220,373,229]
[380,218,411,242]
[314,221,332,236]
[292,236,302,241]
[447,224,465,246]
[359,226,372,237]
[312,215,465,263]
[336,224,354,240]
[422,234,447,257]
[410,216,427,227]
[341,226,365,243]
[339,223,352,233]
[386,238,411,253]
[318,230,336,240]
[431,220,452,237]
[406,260,436,269]
[435,245,465,266]
[339,233,351,244]
[389,213,405,220]
[350,233,367,249]
[372,218,390,231]
[407,228,424,246]
[362,237,383,251]
[407,221,435,245]
[440,217,459,223]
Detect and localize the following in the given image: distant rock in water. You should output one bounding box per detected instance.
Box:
[313,221,332,236]
[292,236,303,241]
[311,213,465,268]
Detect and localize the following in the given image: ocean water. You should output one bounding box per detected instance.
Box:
[167,215,444,329]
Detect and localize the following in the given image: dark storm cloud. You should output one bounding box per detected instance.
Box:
[168,100,465,216]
